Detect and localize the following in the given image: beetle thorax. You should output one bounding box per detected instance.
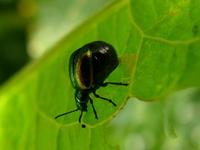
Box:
[75,90,89,111]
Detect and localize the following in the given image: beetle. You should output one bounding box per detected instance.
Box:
[55,41,128,125]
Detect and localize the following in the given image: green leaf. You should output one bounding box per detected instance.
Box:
[0,0,200,149]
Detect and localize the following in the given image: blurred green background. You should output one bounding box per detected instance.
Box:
[0,0,30,84]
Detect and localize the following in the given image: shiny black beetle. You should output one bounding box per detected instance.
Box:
[55,41,128,125]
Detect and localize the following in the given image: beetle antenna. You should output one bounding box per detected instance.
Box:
[55,108,79,119]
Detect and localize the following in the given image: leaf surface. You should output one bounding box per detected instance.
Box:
[0,0,200,149]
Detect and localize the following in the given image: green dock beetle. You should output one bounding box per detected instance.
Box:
[55,41,128,126]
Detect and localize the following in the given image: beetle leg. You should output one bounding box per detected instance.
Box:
[101,82,128,87]
[93,91,117,106]
[55,108,79,119]
[79,110,83,123]
[89,97,98,119]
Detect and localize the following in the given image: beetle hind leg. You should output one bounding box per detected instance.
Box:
[101,82,128,87]
[89,97,98,119]
[93,91,117,106]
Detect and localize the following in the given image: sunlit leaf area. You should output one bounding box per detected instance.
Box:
[0,0,200,149]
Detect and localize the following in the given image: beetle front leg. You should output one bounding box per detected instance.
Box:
[93,91,117,106]
[101,82,128,87]
[55,108,79,119]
